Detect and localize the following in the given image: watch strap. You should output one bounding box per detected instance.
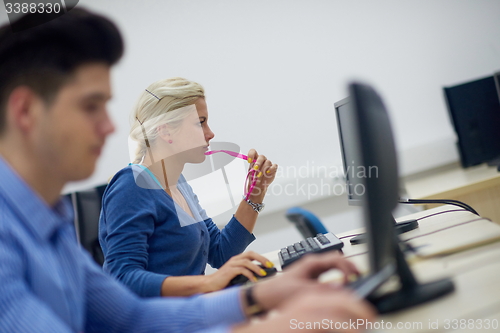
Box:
[244,285,266,317]
[243,196,265,213]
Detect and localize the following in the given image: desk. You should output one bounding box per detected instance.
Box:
[404,163,500,223]
[264,205,500,332]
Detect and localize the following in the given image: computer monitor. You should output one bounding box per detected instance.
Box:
[348,81,455,313]
[443,75,500,168]
[334,97,363,205]
[335,97,418,245]
[494,71,500,105]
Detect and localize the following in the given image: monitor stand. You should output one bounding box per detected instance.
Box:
[350,217,418,245]
[367,234,455,314]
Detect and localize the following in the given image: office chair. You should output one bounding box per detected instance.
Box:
[67,184,108,266]
[285,207,328,239]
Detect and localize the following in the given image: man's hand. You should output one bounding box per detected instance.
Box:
[252,252,360,312]
[234,288,376,333]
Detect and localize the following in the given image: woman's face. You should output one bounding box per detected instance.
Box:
[168,97,215,163]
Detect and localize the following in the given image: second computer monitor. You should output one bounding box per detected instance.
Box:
[334,97,363,205]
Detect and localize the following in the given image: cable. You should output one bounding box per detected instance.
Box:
[399,198,479,216]
[339,233,364,240]
[339,209,473,241]
[403,217,491,242]
[415,209,467,221]
[345,217,493,259]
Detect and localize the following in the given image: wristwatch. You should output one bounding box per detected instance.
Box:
[243,196,265,213]
[244,286,266,317]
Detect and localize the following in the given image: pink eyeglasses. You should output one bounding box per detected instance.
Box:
[204,150,257,201]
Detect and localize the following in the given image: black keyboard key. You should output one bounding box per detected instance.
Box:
[300,240,312,252]
[307,238,320,250]
[293,242,304,252]
[316,234,331,245]
[287,245,296,254]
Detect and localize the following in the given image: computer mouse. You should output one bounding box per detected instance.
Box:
[226,265,278,287]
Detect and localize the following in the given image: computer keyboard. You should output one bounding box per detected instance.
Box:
[278,232,344,269]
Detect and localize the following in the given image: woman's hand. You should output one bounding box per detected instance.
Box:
[246,149,278,201]
[203,251,275,292]
[234,149,278,232]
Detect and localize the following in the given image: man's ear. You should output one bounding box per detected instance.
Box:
[7,86,44,134]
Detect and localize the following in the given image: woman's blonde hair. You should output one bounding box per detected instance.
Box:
[130,77,205,164]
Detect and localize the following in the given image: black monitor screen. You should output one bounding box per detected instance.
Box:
[444,76,500,168]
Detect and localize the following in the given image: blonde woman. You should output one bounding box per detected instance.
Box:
[99,77,278,297]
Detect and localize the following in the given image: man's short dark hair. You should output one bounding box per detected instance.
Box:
[0,8,124,134]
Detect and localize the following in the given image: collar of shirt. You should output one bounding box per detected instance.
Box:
[0,156,74,241]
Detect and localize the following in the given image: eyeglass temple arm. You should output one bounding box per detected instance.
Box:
[204,150,248,161]
[245,173,258,201]
[204,149,258,201]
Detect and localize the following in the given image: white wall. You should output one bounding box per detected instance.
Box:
[2,1,500,203]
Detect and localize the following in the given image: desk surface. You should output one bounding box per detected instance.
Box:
[264,205,500,332]
[404,163,500,199]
